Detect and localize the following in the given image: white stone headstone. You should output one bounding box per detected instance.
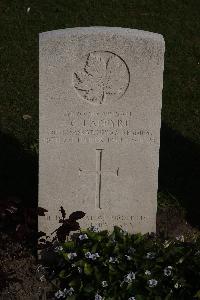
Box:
[39,27,165,236]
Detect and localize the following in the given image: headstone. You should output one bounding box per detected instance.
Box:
[39,27,165,236]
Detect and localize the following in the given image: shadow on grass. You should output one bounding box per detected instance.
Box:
[0,123,199,237]
[0,131,38,205]
[159,122,200,229]
[0,131,38,253]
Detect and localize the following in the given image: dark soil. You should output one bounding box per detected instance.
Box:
[0,233,51,300]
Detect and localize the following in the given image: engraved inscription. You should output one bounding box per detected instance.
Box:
[79,149,119,209]
[73,51,130,105]
[44,110,157,145]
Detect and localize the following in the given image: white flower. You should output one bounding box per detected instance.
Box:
[85,252,100,260]
[109,257,118,263]
[71,264,76,268]
[102,281,108,287]
[54,246,63,252]
[90,253,100,260]
[67,252,77,260]
[77,267,82,273]
[63,288,68,295]
[63,287,74,296]
[178,257,184,264]
[146,252,156,259]
[95,293,103,300]
[128,297,136,300]
[128,247,136,254]
[176,235,184,242]
[168,266,172,269]
[125,255,132,261]
[120,229,128,235]
[124,272,136,283]
[85,251,92,258]
[148,279,158,287]
[163,240,171,248]
[174,282,181,289]
[90,225,100,232]
[79,233,88,240]
[145,270,151,276]
[164,266,173,276]
[27,7,31,13]
[55,290,65,299]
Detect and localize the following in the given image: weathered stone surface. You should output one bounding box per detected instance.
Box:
[39,27,165,236]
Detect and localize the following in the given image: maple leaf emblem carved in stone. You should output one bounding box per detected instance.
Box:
[73,51,130,105]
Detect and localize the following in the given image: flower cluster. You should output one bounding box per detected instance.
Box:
[146,252,156,259]
[42,226,200,299]
[67,252,77,260]
[79,233,88,240]
[101,281,108,287]
[164,266,173,276]
[148,279,158,288]
[145,270,151,276]
[55,287,74,299]
[95,294,103,300]
[124,272,136,283]
[125,254,132,260]
[90,225,100,232]
[109,256,119,263]
[85,251,100,260]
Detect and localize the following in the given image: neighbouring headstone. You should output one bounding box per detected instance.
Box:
[39,27,165,236]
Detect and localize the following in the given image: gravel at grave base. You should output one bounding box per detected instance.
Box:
[0,233,52,300]
[156,206,200,239]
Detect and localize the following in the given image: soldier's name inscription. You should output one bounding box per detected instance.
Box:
[45,110,156,144]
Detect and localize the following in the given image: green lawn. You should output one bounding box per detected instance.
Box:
[0,0,200,225]
[0,0,199,149]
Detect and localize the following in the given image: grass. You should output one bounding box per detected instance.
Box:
[0,0,200,225]
[0,0,199,149]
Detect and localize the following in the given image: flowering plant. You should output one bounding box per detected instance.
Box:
[40,223,200,300]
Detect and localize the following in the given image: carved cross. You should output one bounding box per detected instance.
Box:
[79,149,119,209]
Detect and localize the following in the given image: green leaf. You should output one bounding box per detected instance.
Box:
[164,293,173,300]
[156,257,164,263]
[194,290,200,298]
[126,282,133,291]
[63,252,70,260]
[109,264,116,272]
[134,234,145,245]
[83,284,94,294]
[86,231,99,240]
[68,278,81,289]
[94,266,102,281]
[67,296,76,300]
[113,245,120,254]
[84,262,93,275]
[118,263,126,271]
[136,295,146,300]
[75,259,85,267]
[63,241,75,250]
[59,270,66,278]
[92,243,98,253]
